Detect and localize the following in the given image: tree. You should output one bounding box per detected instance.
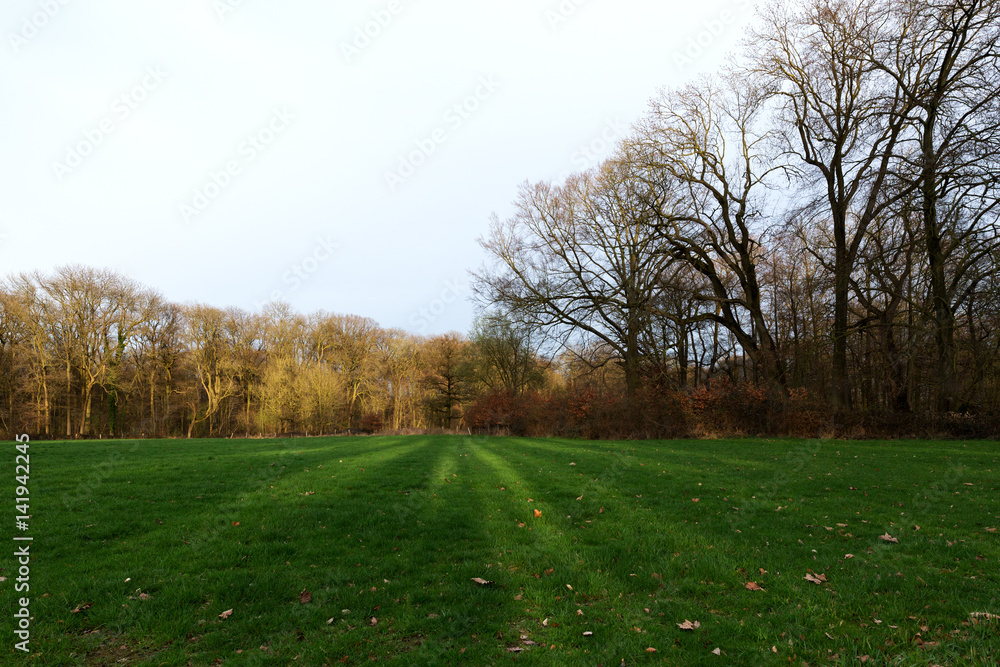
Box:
[423,333,469,428]
[630,74,788,389]
[751,0,912,407]
[182,304,239,438]
[869,0,1000,410]
[474,158,668,395]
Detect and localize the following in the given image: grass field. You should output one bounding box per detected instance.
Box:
[3,435,999,666]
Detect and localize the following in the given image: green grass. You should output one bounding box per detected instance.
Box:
[3,435,999,666]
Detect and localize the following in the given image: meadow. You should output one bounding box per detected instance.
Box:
[4,435,999,666]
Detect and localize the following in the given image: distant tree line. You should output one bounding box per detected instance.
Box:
[0,266,555,439]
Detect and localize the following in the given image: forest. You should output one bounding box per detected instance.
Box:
[2,0,999,440]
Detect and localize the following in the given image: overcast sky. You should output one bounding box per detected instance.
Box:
[1,0,756,336]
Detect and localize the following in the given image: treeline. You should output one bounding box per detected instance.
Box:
[0,266,554,439]
[471,0,1000,437]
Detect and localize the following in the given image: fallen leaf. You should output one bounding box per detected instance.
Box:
[576,494,583,501]
[542,618,549,626]
[232,521,240,527]
[534,509,542,518]
[692,498,700,502]
[645,647,656,652]
[471,578,494,586]
[712,647,722,655]
[369,617,377,626]
[219,609,233,620]
[677,620,701,631]
[970,612,1000,623]
[577,609,584,616]
[566,584,573,590]
[804,572,828,585]
[844,554,854,559]
[859,656,869,663]
[138,593,150,601]
[582,631,593,637]
[70,603,93,614]
[745,581,764,591]
[880,533,899,543]
[544,568,554,575]
[299,590,312,604]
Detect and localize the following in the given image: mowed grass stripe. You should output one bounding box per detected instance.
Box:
[7,436,999,666]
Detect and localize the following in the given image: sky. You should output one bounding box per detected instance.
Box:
[1,0,757,336]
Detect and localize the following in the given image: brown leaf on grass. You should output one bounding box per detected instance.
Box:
[544,568,554,576]
[804,572,828,585]
[299,590,312,604]
[582,631,593,636]
[369,617,377,626]
[844,554,854,559]
[677,620,701,630]
[692,498,700,502]
[712,647,722,655]
[518,522,525,528]
[970,612,1000,623]
[218,609,233,620]
[645,647,657,652]
[534,509,542,518]
[232,521,239,527]
[471,577,494,586]
[745,582,764,591]
[70,603,93,614]
[859,656,869,663]
[880,533,899,543]
[576,494,583,501]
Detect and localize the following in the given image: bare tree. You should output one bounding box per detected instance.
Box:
[751,0,912,407]
[474,158,668,395]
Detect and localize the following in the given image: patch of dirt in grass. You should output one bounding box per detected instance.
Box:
[83,633,166,666]
[398,634,425,652]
